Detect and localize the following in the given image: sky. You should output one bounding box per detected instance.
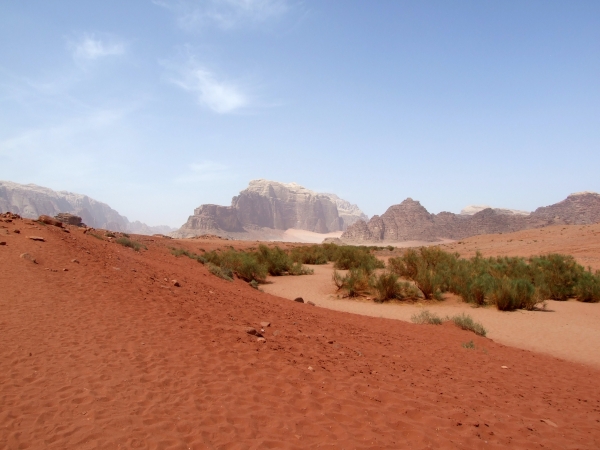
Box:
[1,1,599,227]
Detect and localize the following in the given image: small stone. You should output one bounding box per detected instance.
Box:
[257,337,266,343]
[260,321,270,328]
[20,253,37,263]
[38,215,63,228]
[541,419,558,428]
[27,236,45,242]
[246,327,258,335]
[501,366,509,369]
[172,280,181,287]
[328,340,334,344]
[306,301,316,306]
[294,297,304,303]
[307,366,314,371]
[273,330,281,336]
[63,268,68,272]
[13,229,20,234]
[164,278,168,282]
[71,259,79,263]
[0,241,6,246]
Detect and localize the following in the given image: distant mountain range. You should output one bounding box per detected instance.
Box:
[340,192,600,243]
[0,180,175,235]
[173,179,367,239]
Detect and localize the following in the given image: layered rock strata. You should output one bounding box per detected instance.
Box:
[175,180,367,238]
[341,192,600,243]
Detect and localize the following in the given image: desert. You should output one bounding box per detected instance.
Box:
[2,212,600,449]
[3,3,600,448]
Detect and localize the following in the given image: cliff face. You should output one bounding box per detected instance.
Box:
[0,180,175,235]
[341,192,600,243]
[175,180,368,238]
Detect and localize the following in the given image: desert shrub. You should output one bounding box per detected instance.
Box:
[488,277,537,311]
[89,233,104,240]
[464,273,495,305]
[462,340,475,349]
[388,249,450,300]
[170,247,207,263]
[371,272,404,302]
[207,262,233,281]
[249,280,259,289]
[528,254,582,300]
[332,246,384,271]
[451,313,487,336]
[410,310,443,325]
[220,250,268,282]
[574,270,600,303]
[332,268,372,297]
[122,233,130,238]
[105,231,116,238]
[289,245,329,265]
[115,237,146,252]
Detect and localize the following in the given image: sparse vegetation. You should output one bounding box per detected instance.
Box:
[115,237,147,252]
[451,313,487,337]
[388,248,600,310]
[410,310,443,325]
[207,262,233,281]
[462,340,475,349]
[170,245,312,283]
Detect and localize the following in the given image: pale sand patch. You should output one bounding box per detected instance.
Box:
[263,263,600,369]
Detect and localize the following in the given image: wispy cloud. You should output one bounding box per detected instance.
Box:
[69,34,126,61]
[167,62,249,113]
[154,0,289,30]
[175,161,234,183]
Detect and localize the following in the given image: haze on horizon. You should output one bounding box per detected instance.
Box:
[1,1,599,228]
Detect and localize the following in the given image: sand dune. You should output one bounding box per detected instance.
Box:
[1,216,600,448]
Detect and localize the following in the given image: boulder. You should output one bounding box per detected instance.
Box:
[38,215,63,227]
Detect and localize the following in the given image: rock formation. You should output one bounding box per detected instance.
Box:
[174,180,368,238]
[0,180,175,235]
[341,192,600,243]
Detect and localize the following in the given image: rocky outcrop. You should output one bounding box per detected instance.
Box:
[321,193,369,229]
[341,192,600,243]
[0,180,175,235]
[175,180,367,238]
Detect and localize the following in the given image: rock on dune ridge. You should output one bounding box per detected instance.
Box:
[0,180,174,235]
[174,179,367,238]
[342,191,600,243]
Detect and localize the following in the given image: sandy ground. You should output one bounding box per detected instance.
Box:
[262,264,600,369]
[2,217,600,448]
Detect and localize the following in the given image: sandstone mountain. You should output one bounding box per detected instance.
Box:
[460,205,530,216]
[0,180,175,235]
[174,180,367,239]
[341,192,600,243]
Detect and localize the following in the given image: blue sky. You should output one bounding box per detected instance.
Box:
[1,1,599,227]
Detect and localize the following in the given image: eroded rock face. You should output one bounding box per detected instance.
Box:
[175,180,367,238]
[342,192,600,243]
[0,180,174,235]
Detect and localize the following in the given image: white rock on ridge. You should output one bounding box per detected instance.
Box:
[461,205,530,216]
[0,180,175,235]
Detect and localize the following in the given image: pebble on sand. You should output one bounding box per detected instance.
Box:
[20,253,37,263]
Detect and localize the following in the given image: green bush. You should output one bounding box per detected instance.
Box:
[290,245,329,264]
[220,250,268,282]
[488,277,537,311]
[574,270,600,303]
[332,246,384,271]
[371,272,405,302]
[451,313,487,336]
[529,254,582,301]
[333,268,372,297]
[115,237,146,252]
[410,310,443,325]
[207,262,233,281]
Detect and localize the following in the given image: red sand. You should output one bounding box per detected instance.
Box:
[1,218,600,449]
